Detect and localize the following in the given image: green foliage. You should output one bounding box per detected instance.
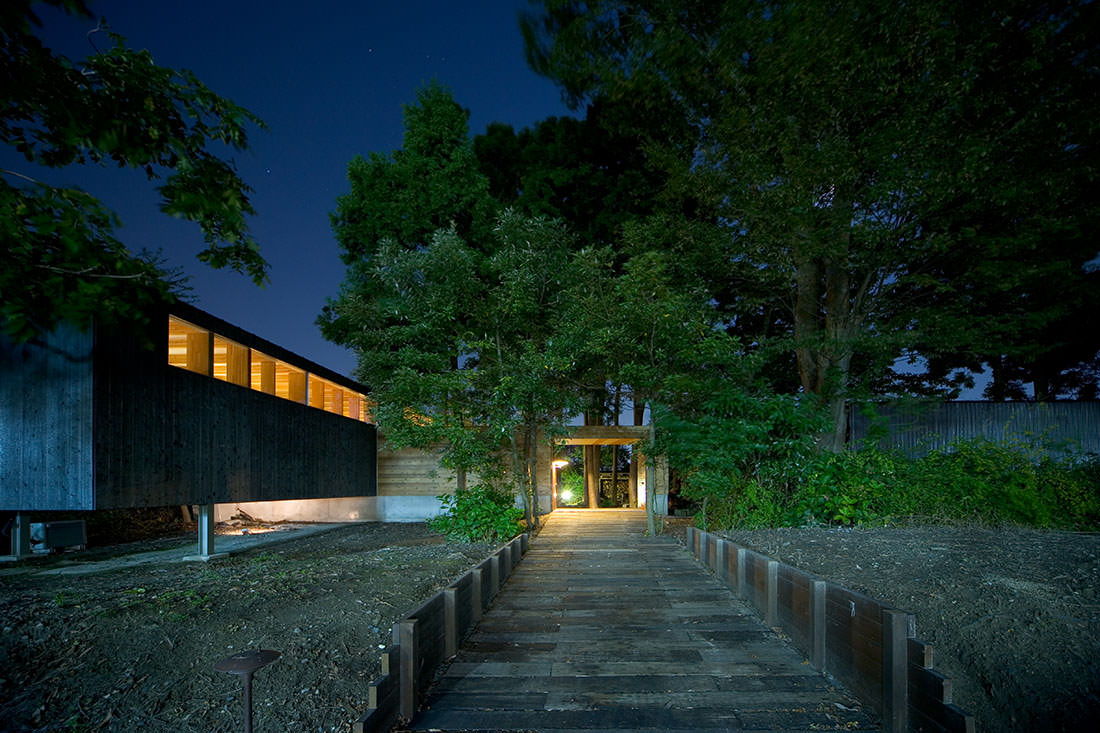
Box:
[787,450,897,526]
[329,81,495,263]
[524,0,1100,416]
[654,342,825,531]
[2,0,267,341]
[746,439,1100,530]
[894,440,1100,528]
[427,485,523,544]
[558,471,584,507]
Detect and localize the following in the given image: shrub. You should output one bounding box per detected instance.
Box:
[783,440,1100,529]
[787,449,897,526]
[702,479,789,530]
[427,484,523,543]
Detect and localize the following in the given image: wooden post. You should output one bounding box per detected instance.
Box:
[489,555,500,599]
[226,342,249,387]
[736,548,747,598]
[288,371,307,403]
[186,330,212,375]
[882,609,911,732]
[766,560,779,627]
[716,539,729,581]
[309,376,324,409]
[398,619,417,720]
[444,588,457,658]
[811,580,826,670]
[258,358,275,394]
[471,568,483,621]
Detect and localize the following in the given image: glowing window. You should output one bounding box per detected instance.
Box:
[213,336,249,387]
[168,317,211,375]
[168,316,367,419]
[250,351,307,402]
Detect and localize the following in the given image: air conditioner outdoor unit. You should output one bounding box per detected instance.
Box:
[30,520,87,553]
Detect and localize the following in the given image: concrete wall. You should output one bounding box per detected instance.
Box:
[215,495,444,523]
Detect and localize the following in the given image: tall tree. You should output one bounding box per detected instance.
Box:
[1,0,267,341]
[329,81,496,265]
[474,101,668,249]
[523,0,1100,444]
[322,83,498,490]
[323,85,578,527]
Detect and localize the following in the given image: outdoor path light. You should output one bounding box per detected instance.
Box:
[214,648,280,733]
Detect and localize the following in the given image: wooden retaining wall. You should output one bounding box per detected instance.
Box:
[354,532,529,733]
[688,527,975,733]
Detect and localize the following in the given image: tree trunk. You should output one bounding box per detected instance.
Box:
[583,400,602,508]
[508,426,533,529]
[524,420,540,529]
[819,259,853,452]
[793,229,856,453]
[645,425,658,536]
[988,356,1009,402]
[794,253,823,394]
[611,387,621,506]
[585,445,600,508]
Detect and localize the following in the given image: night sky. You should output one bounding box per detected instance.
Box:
[32,0,572,378]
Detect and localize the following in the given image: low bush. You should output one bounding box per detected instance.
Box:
[698,439,1099,531]
[427,484,523,543]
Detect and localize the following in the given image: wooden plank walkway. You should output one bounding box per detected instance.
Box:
[407,509,878,732]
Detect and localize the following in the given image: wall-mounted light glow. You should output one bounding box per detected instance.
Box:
[551,458,570,509]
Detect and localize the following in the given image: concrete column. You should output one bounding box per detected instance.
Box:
[11,513,32,558]
[184,504,227,561]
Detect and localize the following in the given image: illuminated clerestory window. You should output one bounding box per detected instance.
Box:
[168,315,371,423]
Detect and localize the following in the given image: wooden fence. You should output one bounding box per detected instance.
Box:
[354,532,529,732]
[688,527,974,733]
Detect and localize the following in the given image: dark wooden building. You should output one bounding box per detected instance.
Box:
[1,303,376,514]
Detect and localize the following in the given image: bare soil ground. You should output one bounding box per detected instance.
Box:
[3,518,1097,732]
[0,522,492,732]
[718,525,1100,732]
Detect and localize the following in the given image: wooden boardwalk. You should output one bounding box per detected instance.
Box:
[407,509,877,732]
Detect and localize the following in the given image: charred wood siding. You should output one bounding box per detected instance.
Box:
[0,328,95,510]
[92,319,376,509]
[2,317,376,511]
[92,366,376,508]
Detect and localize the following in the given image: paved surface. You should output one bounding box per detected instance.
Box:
[409,509,877,732]
[0,523,348,577]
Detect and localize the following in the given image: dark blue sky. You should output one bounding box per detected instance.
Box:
[35,0,572,378]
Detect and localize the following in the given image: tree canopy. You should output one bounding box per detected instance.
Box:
[325,1,1098,527]
[1,0,267,341]
[522,0,1100,432]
